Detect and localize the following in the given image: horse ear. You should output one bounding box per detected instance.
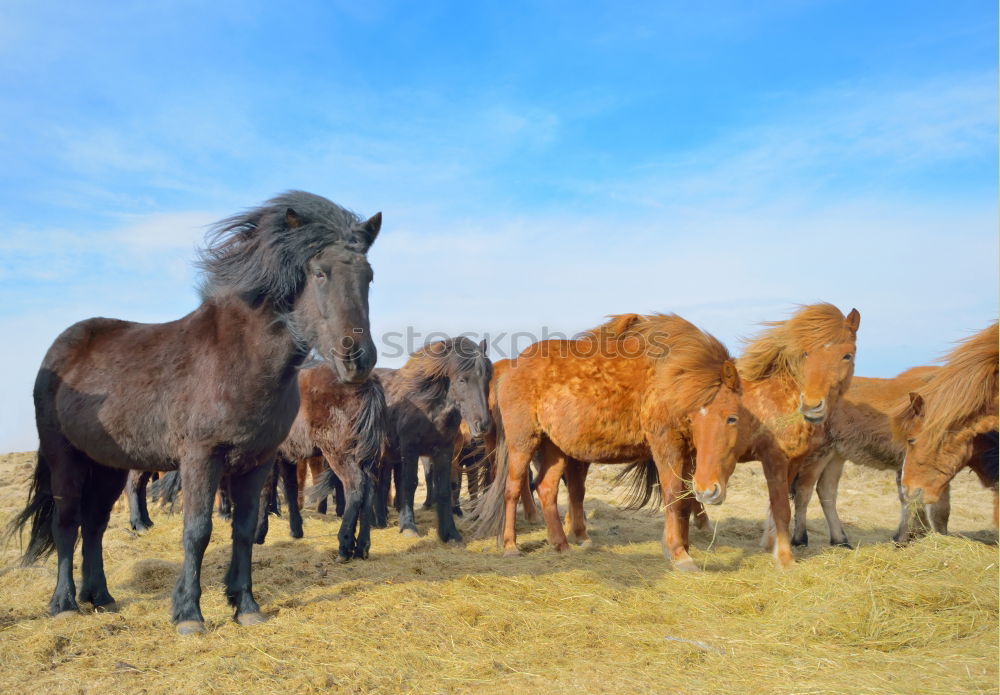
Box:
[720,359,740,392]
[908,392,924,418]
[285,208,302,229]
[358,212,382,249]
[845,308,860,333]
[479,338,488,356]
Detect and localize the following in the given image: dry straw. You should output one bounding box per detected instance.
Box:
[0,451,995,695]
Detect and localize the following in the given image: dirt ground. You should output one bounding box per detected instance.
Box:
[0,450,996,695]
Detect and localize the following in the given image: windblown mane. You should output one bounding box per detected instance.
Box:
[737,302,855,382]
[397,337,491,406]
[895,322,999,449]
[584,313,736,415]
[197,190,364,311]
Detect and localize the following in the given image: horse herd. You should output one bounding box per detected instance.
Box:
[6,191,998,635]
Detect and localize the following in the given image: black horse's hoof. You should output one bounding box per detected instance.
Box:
[353,548,370,560]
[791,534,808,547]
[290,528,303,540]
[452,506,464,518]
[177,620,206,635]
[236,611,268,626]
[335,554,351,564]
[831,540,853,549]
[400,527,420,539]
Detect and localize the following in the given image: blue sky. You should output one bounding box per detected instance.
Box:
[0,1,996,450]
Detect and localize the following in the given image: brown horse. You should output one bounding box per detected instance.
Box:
[613,303,860,567]
[470,313,747,571]
[896,322,999,526]
[374,337,492,542]
[789,366,954,547]
[254,365,386,561]
[7,192,380,633]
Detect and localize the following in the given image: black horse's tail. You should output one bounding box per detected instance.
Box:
[6,451,56,565]
[613,459,662,510]
[353,376,388,481]
[467,399,509,542]
[149,469,181,511]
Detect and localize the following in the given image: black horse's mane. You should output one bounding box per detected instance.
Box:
[197,190,364,311]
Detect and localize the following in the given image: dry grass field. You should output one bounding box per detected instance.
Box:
[0,450,996,695]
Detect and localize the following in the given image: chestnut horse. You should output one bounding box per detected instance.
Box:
[896,322,999,526]
[253,365,386,561]
[470,314,747,571]
[613,304,860,567]
[6,192,380,633]
[374,337,492,542]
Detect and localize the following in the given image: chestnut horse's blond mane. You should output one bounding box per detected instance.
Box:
[896,322,999,449]
[584,313,736,415]
[737,302,855,383]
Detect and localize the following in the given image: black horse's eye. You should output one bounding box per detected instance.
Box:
[313,269,326,280]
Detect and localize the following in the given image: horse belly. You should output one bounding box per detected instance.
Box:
[537,394,646,462]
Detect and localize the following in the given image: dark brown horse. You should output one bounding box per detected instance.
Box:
[470,314,748,570]
[7,192,380,634]
[373,338,492,542]
[255,365,386,562]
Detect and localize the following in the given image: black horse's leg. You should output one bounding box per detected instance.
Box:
[277,459,303,539]
[355,470,375,559]
[46,441,87,617]
[172,458,222,634]
[397,452,420,537]
[421,456,434,510]
[79,463,128,610]
[372,459,391,528]
[127,470,154,531]
[327,456,362,562]
[224,462,271,625]
[217,479,233,520]
[254,465,275,545]
[332,472,345,517]
[432,448,462,543]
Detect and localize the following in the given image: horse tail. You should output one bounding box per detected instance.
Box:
[613,459,662,510]
[307,467,339,504]
[468,403,510,542]
[353,376,388,480]
[149,469,181,511]
[5,450,56,565]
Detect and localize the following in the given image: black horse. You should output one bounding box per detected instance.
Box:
[374,338,491,543]
[7,191,380,634]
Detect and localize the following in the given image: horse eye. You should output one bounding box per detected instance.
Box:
[313,269,325,280]
[726,416,738,425]
[907,438,916,445]
[843,353,853,361]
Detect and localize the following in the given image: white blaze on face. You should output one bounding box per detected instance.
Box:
[699,407,707,416]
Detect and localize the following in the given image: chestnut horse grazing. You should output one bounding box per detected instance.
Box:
[254,366,386,561]
[789,366,953,547]
[374,338,492,542]
[897,322,999,526]
[6,192,380,633]
[470,314,747,571]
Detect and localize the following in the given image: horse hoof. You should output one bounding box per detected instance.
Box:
[832,541,853,550]
[94,601,119,613]
[673,559,701,572]
[579,539,593,549]
[177,620,206,635]
[236,612,268,627]
[502,547,522,558]
[335,554,351,564]
[791,536,808,548]
[401,528,420,539]
[53,610,79,620]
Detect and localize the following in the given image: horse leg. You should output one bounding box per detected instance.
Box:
[332,469,345,517]
[326,453,363,560]
[500,445,537,556]
[451,451,463,518]
[278,458,303,539]
[651,439,697,571]
[420,455,434,510]
[372,458,392,528]
[431,447,462,543]
[253,466,275,545]
[217,480,233,520]
[520,464,540,523]
[125,470,154,532]
[790,453,826,547]
[815,455,851,547]
[296,460,307,510]
[397,452,420,537]
[44,440,87,617]
[927,483,950,535]
[355,469,375,559]
[79,463,128,611]
[225,463,271,626]
[760,453,795,568]
[563,459,591,546]
[172,458,222,634]
[536,440,570,552]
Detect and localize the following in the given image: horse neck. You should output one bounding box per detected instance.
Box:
[206,295,307,390]
[740,373,817,461]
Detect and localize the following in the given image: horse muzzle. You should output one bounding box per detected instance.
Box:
[694,483,726,506]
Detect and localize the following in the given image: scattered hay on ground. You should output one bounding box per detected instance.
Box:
[0,451,995,695]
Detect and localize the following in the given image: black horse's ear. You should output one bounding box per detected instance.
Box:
[479,338,488,356]
[285,208,302,229]
[358,212,381,249]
